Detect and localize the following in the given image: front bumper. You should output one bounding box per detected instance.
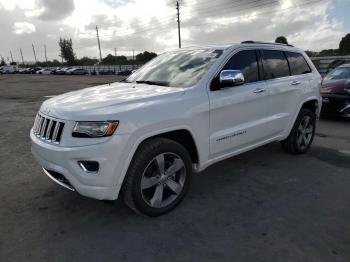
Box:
[30,130,131,200]
[321,94,350,117]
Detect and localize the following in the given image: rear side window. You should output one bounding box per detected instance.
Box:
[285,51,312,75]
[223,50,259,83]
[261,50,290,79]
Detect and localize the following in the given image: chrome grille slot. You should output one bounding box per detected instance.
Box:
[33,113,65,144]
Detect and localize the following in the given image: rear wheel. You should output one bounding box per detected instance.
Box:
[122,138,192,216]
[281,108,316,154]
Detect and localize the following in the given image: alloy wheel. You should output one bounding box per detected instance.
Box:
[297,115,314,151]
[140,152,186,208]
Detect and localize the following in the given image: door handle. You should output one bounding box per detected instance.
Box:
[253,87,266,93]
[291,81,301,85]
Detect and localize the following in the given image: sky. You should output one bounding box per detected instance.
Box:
[0,0,349,63]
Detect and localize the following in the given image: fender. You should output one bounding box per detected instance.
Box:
[281,96,321,140]
[114,125,199,190]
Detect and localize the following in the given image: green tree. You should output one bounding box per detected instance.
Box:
[100,54,127,65]
[77,56,99,66]
[339,33,350,55]
[275,36,288,44]
[136,51,157,63]
[58,38,76,65]
[0,57,5,66]
[318,49,338,57]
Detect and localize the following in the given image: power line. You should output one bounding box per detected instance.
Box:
[9,50,14,63]
[98,0,322,43]
[32,44,37,64]
[98,0,266,39]
[122,0,324,45]
[99,0,280,38]
[176,1,181,48]
[44,44,48,62]
[96,25,103,61]
[19,48,24,65]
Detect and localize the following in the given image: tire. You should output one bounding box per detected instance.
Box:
[281,108,316,154]
[122,138,192,216]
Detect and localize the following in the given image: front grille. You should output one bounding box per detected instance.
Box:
[33,113,65,144]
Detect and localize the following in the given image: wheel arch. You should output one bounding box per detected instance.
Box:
[282,97,320,140]
[301,98,320,116]
[116,127,200,188]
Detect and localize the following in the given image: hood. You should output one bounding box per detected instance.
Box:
[321,79,350,95]
[41,82,185,120]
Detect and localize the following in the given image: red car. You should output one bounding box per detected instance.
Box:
[321,64,350,117]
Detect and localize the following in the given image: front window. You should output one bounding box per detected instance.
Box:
[126,48,223,88]
[324,67,350,81]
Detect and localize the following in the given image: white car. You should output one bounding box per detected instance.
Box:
[0,65,16,73]
[36,68,52,75]
[31,41,322,216]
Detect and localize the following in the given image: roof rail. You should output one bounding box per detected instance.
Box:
[241,41,294,47]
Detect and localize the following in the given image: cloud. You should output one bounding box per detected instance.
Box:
[35,0,75,21]
[0,0,348,62]
[99,0,133,8]
[13,22,36,34]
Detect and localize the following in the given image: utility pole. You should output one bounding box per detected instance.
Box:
[20,48,24,65]
[114,48,117,57]
[176,1,181,48]
[96,25,102,62]
[32,44,37,64]
[132,49,134,60]
[44,44,48,62]
[9,50,14,63]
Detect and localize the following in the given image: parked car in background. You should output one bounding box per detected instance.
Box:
[66,68,88,75]
[18,68,29,74]
[31,42,322,216]
[29,67,42,74]
[51,67,62,74]
[36,68,52,75]
[55,67,70,75]
[321,64,350,118]
[0,66,17,74]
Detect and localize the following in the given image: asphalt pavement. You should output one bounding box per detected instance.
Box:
[0,75,349,262]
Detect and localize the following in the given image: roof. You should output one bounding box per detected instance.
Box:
[182,41,299,51]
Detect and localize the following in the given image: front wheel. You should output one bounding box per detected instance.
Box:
[281,108,316,154]
[122,138,192,216]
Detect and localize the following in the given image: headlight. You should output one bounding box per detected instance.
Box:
[72,121,119,138]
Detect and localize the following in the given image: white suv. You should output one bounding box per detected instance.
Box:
[31,41,322,216]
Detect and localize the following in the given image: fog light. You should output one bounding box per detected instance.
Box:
[78,161,99,173]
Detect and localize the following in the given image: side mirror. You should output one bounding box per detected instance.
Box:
[219,70,245,86]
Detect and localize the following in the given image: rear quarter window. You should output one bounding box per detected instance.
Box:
[285,51,312,75]
[261,50,290,80]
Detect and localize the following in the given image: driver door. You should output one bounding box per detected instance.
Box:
[208,49,270,157]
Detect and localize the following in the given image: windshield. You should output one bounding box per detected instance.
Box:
[126,48,223,88]
[324,67,350,81]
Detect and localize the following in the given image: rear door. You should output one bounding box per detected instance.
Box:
[260,49,311,137]
[208,49,270,157]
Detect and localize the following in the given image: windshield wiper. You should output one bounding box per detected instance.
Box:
[136,80,170,87]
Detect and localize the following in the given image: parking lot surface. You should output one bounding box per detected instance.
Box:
[1,75,350,262]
